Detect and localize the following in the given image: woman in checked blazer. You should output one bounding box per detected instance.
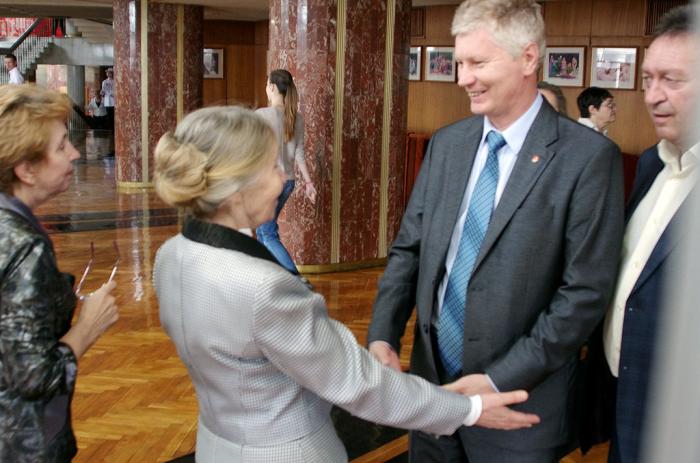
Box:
[152,106,538,463]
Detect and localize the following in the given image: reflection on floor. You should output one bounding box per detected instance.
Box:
[38,141,607,462]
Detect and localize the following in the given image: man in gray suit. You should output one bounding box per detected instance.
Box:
[368,0,624,461]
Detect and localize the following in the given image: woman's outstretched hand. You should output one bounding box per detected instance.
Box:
[444,376,540,430]
[476,390,540,430]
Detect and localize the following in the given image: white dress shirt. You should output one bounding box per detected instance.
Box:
[9,67,24,85]
[603,140,699,376]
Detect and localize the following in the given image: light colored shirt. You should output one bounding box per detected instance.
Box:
[577,117,608,137]
[255,107,306,180]
[101,77,115,107]
[8,67,24,84]
[603,140,699,376]
[87,97,107,117]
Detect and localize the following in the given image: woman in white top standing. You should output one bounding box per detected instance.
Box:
[255,69,316,278]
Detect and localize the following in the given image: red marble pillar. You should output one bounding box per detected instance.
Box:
[388,0,412,245]
[270,0,411,266]
[113,0,203,186]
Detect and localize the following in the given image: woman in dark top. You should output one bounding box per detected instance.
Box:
[0,85,118,462]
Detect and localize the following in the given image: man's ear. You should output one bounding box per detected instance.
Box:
[521,42,540,76]
[13,161,36,186]
[588,104,598,116]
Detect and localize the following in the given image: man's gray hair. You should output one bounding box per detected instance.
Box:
[451,0,545,63]
[654,4,697,38]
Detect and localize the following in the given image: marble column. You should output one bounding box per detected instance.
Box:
[113,0,203,187]
[269,0,411,267]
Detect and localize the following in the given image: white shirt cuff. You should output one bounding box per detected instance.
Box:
[463,394,483,426]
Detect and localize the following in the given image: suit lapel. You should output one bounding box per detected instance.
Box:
[430,119,484,283]
[625,145,663,222]
[472,104,558,272]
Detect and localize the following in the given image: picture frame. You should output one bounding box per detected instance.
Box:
[590,47,637,90]
[409,46,421,81]
[203,48,224,79]
[425,46,455,82]
[543,46,585,87]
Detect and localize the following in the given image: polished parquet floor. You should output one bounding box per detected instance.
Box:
[37,141,608,462]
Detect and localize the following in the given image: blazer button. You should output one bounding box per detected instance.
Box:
[422,323,429,334]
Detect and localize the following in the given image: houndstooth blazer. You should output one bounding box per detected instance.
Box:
[153,218,474,463]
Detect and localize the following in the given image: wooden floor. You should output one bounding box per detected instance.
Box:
[37,152,609,462]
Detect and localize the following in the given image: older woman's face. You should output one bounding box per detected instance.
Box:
[33,120,80,200]
[239,144,285,228]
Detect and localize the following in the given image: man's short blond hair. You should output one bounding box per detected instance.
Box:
[452,0,545,63]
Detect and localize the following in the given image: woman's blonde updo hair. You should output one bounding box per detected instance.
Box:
[154,106,276,218]
[0,84,71,194]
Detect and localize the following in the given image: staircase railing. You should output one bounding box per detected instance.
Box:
[0,18,55,84]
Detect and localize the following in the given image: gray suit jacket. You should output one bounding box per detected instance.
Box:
[154,218,475,463]
[368,102,624,451]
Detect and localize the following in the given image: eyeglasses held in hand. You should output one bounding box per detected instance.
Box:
[74,240,120,300]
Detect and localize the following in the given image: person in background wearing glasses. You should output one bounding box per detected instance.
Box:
[152,106,539,463]
[0,85,118,462]
[576,86,617,137]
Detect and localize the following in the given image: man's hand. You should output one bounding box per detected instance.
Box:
[477,390,540,430]
[443,374,495,395]
[368,341,401,371]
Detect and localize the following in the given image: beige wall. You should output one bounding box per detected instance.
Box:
[408,1,664,155]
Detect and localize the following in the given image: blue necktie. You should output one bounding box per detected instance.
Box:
[438,130,506,377]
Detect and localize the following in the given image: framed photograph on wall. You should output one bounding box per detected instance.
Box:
[203,48,224,79]
[543,46,585,87]
[425,46,455,82]
[590,47,637,90]
[409,46,421,81]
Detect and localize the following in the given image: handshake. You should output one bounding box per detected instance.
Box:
[370,342,540,430]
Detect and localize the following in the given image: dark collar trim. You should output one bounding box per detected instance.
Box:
[182,216,284,269]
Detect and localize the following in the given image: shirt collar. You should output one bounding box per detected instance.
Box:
[657,139,700,176]
[482,94,543,156]
[577,117,597,130]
